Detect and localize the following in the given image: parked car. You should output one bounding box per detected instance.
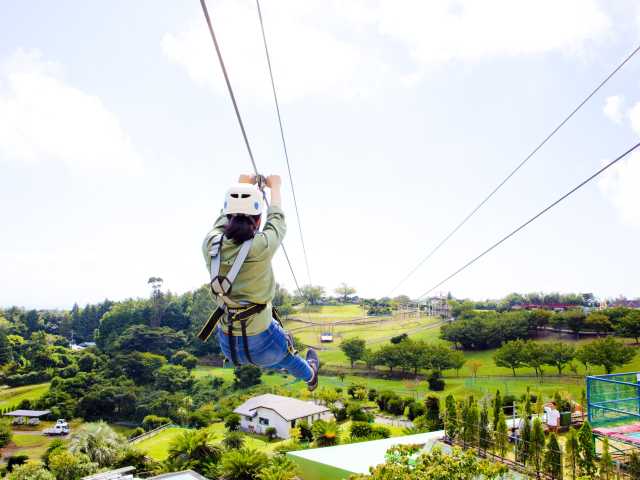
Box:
[43,419,70,436]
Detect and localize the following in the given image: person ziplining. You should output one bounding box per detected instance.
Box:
[197,173,319,391]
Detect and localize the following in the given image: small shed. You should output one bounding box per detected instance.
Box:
[4,409,51,425]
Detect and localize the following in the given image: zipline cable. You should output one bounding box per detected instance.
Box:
[255,0,313,286]
[417,141,640,300]
[389,43,640,297]
[200,0,306,299]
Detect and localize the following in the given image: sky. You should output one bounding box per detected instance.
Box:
[1,0,640,309]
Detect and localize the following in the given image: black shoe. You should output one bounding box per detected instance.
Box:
[306,348,319,392]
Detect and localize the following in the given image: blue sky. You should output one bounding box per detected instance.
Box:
[1,0,640,309]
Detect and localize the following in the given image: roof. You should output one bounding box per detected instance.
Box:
[288,431,445,474]
[4,409,51,417]
[234,394,329,421]
[82,467,136,480]
[150,471,208,480]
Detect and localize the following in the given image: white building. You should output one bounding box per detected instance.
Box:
[234,393,331,439]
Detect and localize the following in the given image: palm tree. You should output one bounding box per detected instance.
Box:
[311,420,340,447]
[257,455,300,480]
[167,429,222,466]
[223,431,245,450]
[68,422,124,467]
[221,448,269,480]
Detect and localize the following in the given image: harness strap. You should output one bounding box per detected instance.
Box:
[227,314,238,365]
[209,235,253,305]
[240,320,253,364]
[197,306,225,341]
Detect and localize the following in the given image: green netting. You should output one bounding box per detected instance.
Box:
[588,373,640,427]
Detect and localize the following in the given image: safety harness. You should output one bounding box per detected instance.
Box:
[197,233,266,365]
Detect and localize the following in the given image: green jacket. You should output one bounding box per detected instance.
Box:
[202,205,286,335]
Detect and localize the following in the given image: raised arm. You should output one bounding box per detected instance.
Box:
[254,175,286,258]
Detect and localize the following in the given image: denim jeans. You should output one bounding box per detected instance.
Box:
[216,319,314,382]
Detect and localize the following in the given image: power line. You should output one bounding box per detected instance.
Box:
[417,141,640,300]
[199,0,306,298]
[389,43,640,297]
[255,0,313,286]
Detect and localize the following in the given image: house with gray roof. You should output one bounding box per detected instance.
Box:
[234,393,331,439]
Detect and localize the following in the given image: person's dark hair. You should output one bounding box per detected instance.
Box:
[224,215,260,244]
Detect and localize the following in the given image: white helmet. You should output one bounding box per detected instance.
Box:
[223,183,263,216]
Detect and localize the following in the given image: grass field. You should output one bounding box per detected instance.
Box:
[135,427,190,460]
[0,383,50,409]
[284,306,640,379]
[1,433,62,461]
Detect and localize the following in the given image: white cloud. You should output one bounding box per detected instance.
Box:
[0,49,142,173]
[369,0,611,65]
[599,100,640,227]
[163,0,611,102]
[630,101,640,136]
[162,0,392,102]
[604,96,624,124]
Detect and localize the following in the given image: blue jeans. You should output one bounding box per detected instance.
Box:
[216,319,314,382]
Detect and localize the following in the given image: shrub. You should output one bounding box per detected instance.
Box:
[129,427,145,440]
[368,389,378,401]
[5,371,51,387]
[350,422,373,439]
[0,419,13,448]
[223,431,245,450]
[298,422,313,443]
[347,403,372,422]
[427,372,445,391]
[371,424,391,439]
[225,413,241,432]
[265,426,278,441]
[376,391,398,411]
[170,350,198,370]
[332,405,348,422]
[6,454,29,473]
[407,401,426,421]
[142,415,171,431]
[387,398,405,416]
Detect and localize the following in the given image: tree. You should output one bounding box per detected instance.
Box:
[349,445,508,480]
[445,395,458,440]
[449,350,466,376]
[543,433,563,480]
[154,364,193,392]
[6,464,55,480]
[564,427,579,480]
[0,419,13,447]
[170,350,198,370]
[560,309,586,338]
[312,420,340,447]
[468,360,483,378]
[616,310,640,344]
[257,455,300,480]
[494,412,508,458]
[334,283,356,303]
[233,364,262,389]
[340,337,366,368]
[585,312,612,336]
[494,340,525,376]
[225,414,241,432]
[68,422,125,467]
[578,421,596,477]
[577,337,636,374]
[221,448,269,480]
[599,437,614,480]
[492,390,502,429]
[545,342,575,375]
[478,403,490,453]
[48,450,98,480]
[167,429,222,474]
[518,416,532,466]
[523,341,548,378]
[300,285,325,305]
[531,417,545,478]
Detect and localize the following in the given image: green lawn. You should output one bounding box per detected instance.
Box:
[195,365,586,403]
[2,433,62,462]
[0,383,50,409]
[135,427,190,461]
